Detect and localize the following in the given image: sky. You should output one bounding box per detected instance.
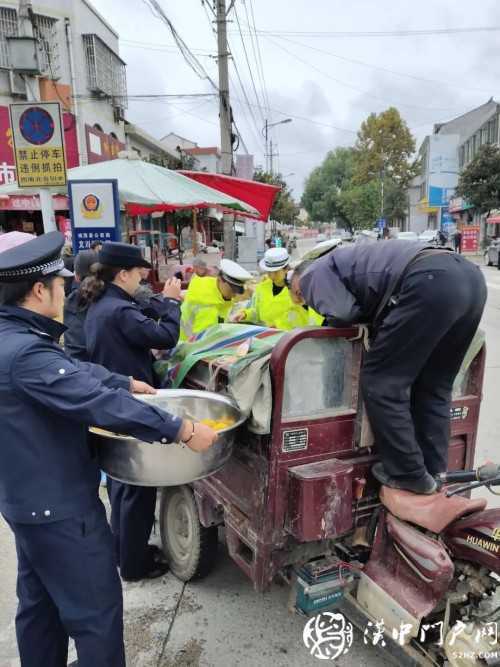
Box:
[93,0,500,199]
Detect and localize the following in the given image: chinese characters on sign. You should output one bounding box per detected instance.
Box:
[9,103,67,187]
[68,179,120,254]
[461,226,480,253]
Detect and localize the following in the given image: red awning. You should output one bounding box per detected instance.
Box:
[487,216,500,224]
[180,171,280,222]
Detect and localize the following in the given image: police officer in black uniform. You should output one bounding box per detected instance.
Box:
[0,231,217,667]
[83,242,183,582]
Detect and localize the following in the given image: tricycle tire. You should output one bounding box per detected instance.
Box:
[159,485,218,582]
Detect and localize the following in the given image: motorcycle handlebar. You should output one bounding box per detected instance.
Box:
[437,463,500,484]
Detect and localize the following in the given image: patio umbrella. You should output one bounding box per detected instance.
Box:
[0,154,259,217]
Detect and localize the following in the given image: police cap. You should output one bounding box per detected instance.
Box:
[98,242,151,269]
[219,258,251,294]
[0,231,73,283]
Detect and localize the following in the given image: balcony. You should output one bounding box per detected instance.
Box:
[83,33,127,108]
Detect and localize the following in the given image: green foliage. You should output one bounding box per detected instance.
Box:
[456,144,500,215]
[301,108,415,230]
[354,107,417,186]
[301,147,354,226]
[253,169,299,225]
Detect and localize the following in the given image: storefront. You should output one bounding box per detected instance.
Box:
[0,194,69,238]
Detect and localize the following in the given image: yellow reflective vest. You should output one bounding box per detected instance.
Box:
[180,275,233,340]
[242,278,324,331]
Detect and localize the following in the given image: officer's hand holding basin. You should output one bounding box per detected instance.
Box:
[90,389,245,486]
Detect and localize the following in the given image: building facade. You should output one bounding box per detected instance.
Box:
[408,99,500,247]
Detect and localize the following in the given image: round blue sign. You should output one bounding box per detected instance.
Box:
[19,106,55,145]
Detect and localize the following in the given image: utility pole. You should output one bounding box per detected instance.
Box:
[19,0,56,233]
[216,0,235,258]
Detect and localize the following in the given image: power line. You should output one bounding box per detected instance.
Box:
[233,26,500,38]
[232,3,266,126]
[264,34,469,114]
[266,33,498,96]
[243,0,271,119]
[121,39,214,57]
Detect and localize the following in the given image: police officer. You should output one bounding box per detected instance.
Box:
[0,231,217,667]
[63,249,98,360]
[180,258,252,340]
[233,247,298,330]
[290,240,487,495]
[83,242,183,582]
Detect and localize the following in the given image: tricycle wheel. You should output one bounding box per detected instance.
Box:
[160,485,218,582]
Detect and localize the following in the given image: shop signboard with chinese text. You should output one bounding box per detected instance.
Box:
[9,102,67,187]
[68,179,120,253]
[427,134,459,207]
[461,225,480,253]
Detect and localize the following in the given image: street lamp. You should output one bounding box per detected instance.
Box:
[262,118,292,175]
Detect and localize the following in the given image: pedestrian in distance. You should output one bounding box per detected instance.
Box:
[453,229,462,253]
[0,231,217,667]
[63,249,98,361]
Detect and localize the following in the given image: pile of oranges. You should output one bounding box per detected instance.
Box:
[199,417,236,431]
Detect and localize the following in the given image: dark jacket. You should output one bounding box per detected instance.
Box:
[85,283,181,385]
[63,285,89,361]
[300,240,426,326]
[0,306,183,524]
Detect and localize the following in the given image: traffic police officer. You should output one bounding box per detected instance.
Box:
[180,258,252,340]
[0,231,217,667]
[234,247,300,330]
[83,242,183,581]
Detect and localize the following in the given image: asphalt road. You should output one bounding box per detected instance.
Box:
[0,246,499,667]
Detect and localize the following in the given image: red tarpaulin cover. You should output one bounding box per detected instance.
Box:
[180,171,280,221]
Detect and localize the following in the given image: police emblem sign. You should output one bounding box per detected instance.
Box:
[9,102,67,187]
[68,179,120,253]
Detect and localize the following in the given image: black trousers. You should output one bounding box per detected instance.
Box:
[107,479,157,579]
[6,502,125,667]
[361,253,486,480]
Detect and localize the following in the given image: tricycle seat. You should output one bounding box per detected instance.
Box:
[380,486,487,533]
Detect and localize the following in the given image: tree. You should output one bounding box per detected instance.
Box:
[301,147,355,225]
[354,107,418,187]
[253,170,299,226]
[456,144,500,215]
[338,181,380,231]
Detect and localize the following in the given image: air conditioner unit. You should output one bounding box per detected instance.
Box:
[7,36,42,75]
[8,70,27,98]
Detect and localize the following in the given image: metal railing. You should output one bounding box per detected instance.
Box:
[83,33,127,107]
[0,7,18,69]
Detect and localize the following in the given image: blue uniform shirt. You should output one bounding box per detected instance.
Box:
[0,306,183,524]
[85,284,181,385]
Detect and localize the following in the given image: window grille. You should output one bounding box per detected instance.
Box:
[83,34,127,107]
[0,7,18,69]
[34,14,59,77]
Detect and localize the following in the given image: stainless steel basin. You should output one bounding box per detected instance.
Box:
[89,389,244,486]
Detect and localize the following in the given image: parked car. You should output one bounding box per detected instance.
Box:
[485,238,500,266]
[397,231,419,241]
[419,229,439,243]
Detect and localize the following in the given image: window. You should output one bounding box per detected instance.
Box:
[0,7,18,69]
[33,14,59,77]
[465,140,470,163]
[83,34,127,107]
[282,338,356,419]
[459,145,465,168]
[472,134,477,156]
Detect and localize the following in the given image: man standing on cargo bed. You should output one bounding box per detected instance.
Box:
[290,240,486,496]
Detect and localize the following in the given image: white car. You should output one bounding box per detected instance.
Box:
[419,229,439,243]
[397,231,419,241]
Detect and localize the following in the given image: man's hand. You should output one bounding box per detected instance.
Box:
[230,311,246,323]
[130,378,157,394]
[163,277,182,301]
[178,420,218,452]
